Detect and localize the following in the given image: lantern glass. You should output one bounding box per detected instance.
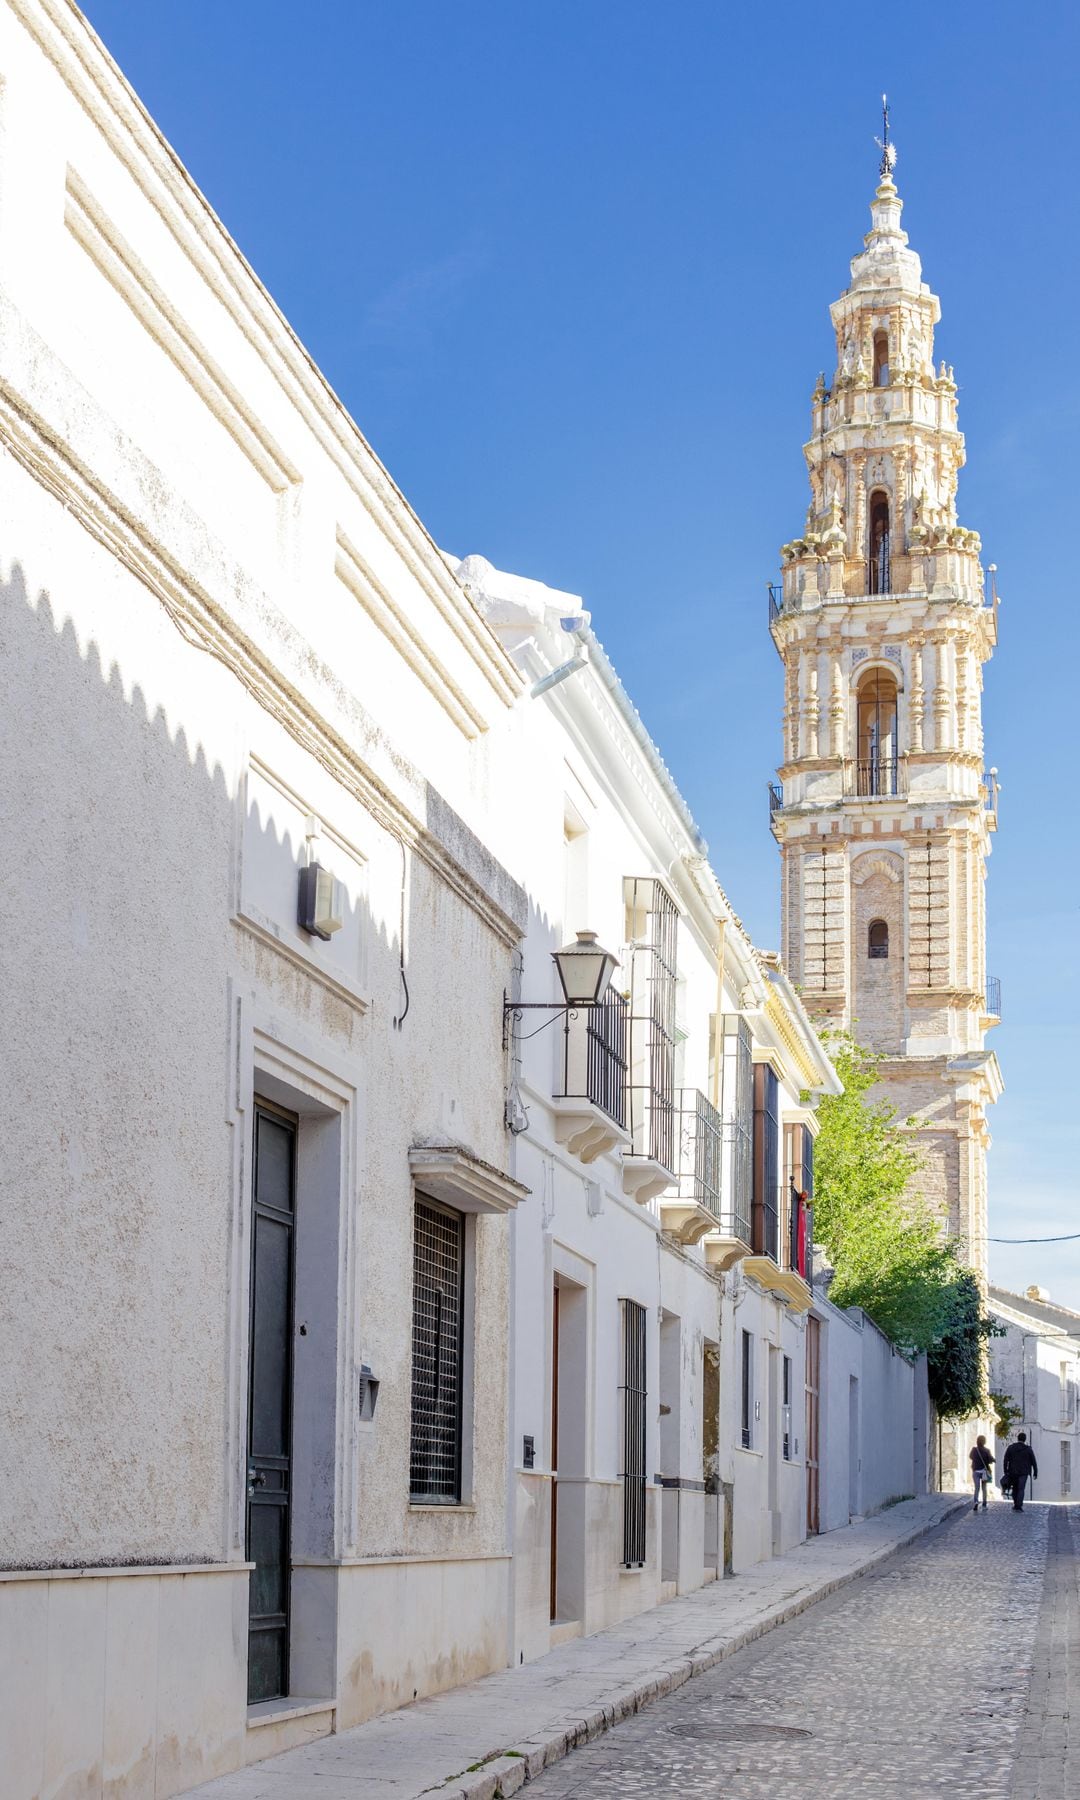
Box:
[552,931,618,1006]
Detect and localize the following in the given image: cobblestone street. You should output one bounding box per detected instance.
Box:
[527,1503,1067,1800]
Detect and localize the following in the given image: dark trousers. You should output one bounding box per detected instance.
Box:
[1011,1475,1028,1510]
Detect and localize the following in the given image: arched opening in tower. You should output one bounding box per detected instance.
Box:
[856,668,898,796]
[867,490,891,595]
[873,331,890,387]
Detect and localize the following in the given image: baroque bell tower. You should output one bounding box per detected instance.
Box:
[770,121,1003,1278]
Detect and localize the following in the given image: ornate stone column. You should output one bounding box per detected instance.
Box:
[828,651,845,759]
[908,637,925,752]
[804,659,820,760]
[955,644,969,754]
[931,632,951,752]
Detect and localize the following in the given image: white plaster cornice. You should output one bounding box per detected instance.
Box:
[7,0,520,708]
[408,1144,530,1216]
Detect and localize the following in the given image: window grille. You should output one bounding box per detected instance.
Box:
[676,1087,723,1219]
[784,1123,814,1279]
[1062,1440,1072,1499]
[625,878,678,1174]
[410,1199,464,1504]
[868,919,889,958]
[782,1354,792,1461]
[752,1064,780,1263]
[741,1329,753,1451]
[721,1014,753,1246]
[620,1299,647,1566]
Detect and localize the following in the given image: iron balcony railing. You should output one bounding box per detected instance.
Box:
[986,976,1001,1020]
[676,1088,723,1220]
[768,781,783,820]
[787,1185,813,1283]
[768,582,782,623]
[855,756,899,798]
[756,1190,780,1265]
[555,990,628,1128]
[722,1118,753,1248]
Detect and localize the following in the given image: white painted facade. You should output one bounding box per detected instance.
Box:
[0,7,934,1798]
[0,2,531,1791]
[988,1286,1080,1502]
[460,556,928,1643]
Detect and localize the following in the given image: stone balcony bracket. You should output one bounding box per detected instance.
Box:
[549,1096,631,1165]
[742,1255,814,1313]
[622,1157,678,1208]
[703,1234,752,1273]
[658,1199,719,1246]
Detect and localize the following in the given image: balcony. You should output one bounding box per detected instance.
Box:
[768,582,782,624]
[702,1117,754,1273]
[986,975,1001,1021]
[660,1088,723,1245]
[854,756,899,798]
[552,990,631,1164]
[742,1185,813,1311]
[768,781,783,822]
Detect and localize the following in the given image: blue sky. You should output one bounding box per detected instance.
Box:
[82,1,1079,1304]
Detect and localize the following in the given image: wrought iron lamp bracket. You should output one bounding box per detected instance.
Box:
[502,996,583,1051]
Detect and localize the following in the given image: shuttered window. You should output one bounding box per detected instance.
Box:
[620,1299,647,1567]
[410,1199,464,1504]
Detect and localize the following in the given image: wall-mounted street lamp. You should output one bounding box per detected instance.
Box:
[503,930,619,1049]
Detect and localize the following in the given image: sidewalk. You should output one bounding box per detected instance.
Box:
[191,1493,966,1800]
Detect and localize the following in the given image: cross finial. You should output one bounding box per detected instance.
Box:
[875,93,898,180]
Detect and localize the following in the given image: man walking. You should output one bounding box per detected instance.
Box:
[1003,1432,1038,1511]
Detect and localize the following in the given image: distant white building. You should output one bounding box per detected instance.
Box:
[988,1285,1080,1501]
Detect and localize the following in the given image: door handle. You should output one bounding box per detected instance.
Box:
[247,1469,266,1495]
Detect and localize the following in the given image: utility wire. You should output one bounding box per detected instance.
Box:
[988,1232,1080,1244]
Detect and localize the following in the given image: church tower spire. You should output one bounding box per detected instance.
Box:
[770,133,1002,1289]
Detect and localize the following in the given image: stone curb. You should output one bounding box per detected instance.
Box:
[426,1497,969,1800]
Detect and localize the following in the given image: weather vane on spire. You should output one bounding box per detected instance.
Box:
[875,94,898,180]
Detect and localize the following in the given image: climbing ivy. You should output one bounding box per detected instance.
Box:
[990,1389,1023,1440]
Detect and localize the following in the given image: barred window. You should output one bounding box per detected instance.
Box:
[410,1198,464,1504]
[721,1013,753,1246]
[625,877,678,1173]
[620,1299,647,1567]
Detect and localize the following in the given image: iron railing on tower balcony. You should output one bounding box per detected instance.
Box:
[986,976,1002,1020]
[855,755,899,798]
[768,781,783,821]
[676,1088,723,1222]
[554,989,628,1127]
[768,582,782,623]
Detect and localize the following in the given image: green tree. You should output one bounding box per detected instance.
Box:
[813,1034,956,1353]
[812,1034,993,1415]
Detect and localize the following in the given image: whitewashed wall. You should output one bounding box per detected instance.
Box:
[0,3,528,1794]
[815,1296,926,1534]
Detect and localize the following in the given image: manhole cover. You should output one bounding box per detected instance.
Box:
[666,1722,812,1742]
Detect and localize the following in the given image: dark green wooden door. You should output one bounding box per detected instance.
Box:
[246,1106,296,1703]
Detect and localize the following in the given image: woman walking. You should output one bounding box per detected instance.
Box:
[970,1435,994,1510]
